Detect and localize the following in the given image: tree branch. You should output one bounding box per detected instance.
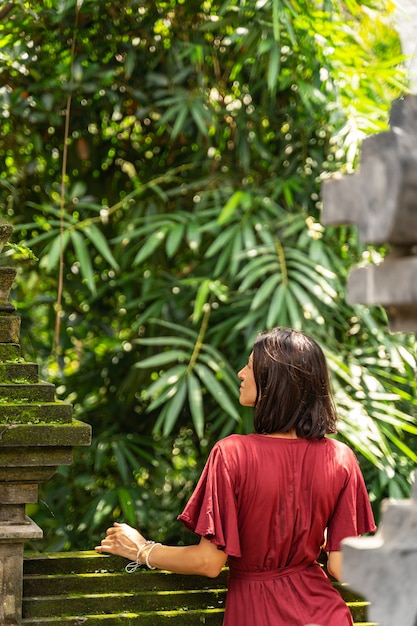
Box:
[0,3,14,21]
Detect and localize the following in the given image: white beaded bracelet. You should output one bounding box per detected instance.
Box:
[125,540,154,573]
[145,542,162,570]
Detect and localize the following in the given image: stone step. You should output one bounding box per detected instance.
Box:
[23,570,228,595]
[0,362,39,384]
[0,343,20,360]
[23,588,225,618]
[0,447,74,470]
[22,610,226,625]
[22,610,377,626]
[0,402,72,424]
[0,382,55,402]
[22,553,375,625]
[23,552,132,575]
[0,420,91,449]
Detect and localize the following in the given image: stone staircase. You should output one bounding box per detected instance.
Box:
[22,551,375,625]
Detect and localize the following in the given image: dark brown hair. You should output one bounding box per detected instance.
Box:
[252,327,337,439]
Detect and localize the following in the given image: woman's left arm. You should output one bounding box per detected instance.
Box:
[95,522,227,578]
[327,550,342,580]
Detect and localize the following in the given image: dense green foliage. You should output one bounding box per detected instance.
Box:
[0,0,416,551]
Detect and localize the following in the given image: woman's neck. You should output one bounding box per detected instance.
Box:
[262,429,298,439]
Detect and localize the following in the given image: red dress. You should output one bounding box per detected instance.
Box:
[178,434,376,626]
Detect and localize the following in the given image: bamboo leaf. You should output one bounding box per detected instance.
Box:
[266,283,286,328]
[267,44,280,92]
[159,378,187,436]
[111,441,129,483]
[193,279,211,322]
[135,336,194,349]
[165,224,185,258]
[205,226,235,258]
[117,488,136,526]
[378,426,417,463]
[187,373,204,439]
[135,349,190,369]
[133,228,168,266]
[286,285,303,329]
[171,104,189,139]
[251,274,281,310]
[194,363,240,421]
[190,100,210,137]
[43,230,70,272]
[84,224,120,271]
[217,191,251,225]
[145,365,188,400]
[272,0,281,43]
[71,230,96,294]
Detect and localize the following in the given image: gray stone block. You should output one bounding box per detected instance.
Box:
[342,482,417,626]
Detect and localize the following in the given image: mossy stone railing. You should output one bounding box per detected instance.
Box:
[22,551,376,625]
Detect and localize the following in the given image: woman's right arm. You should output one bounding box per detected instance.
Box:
[96,523,228,578]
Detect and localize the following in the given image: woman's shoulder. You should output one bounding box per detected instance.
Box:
[213,433,247,451]
[211,433,258,458]
[323,436,359,463]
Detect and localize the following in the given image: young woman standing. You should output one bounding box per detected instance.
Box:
[96,327,376,626]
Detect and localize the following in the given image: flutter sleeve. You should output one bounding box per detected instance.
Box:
[177,440,241,557]
[325,447,376,552]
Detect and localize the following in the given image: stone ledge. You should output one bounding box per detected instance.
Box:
[0,403,73,424]
[0,362,39,384]
[0,382,55,402]
[0,517,42,541]
[347,256,417,306]
[0,420,92,448]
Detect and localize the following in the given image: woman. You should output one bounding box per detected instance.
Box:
[96,327,376,626]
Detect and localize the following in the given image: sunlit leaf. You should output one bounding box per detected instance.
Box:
[118,487,136,526]
[194,363,240,421]
[187,373,204,439]
[71,230,96,294]
[84,224,120,271]
[132,228,168,265]
[135,350,190,369]
[43,230,70,272]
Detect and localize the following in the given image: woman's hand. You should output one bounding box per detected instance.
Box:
[95,522,146,561]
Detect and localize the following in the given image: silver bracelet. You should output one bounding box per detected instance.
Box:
[145,542,162,570]
[125,540,154,573]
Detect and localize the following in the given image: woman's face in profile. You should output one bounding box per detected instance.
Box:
[237,352,257,407]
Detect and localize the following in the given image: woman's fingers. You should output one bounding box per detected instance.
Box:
[94,523,146,560]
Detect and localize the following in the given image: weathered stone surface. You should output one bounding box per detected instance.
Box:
[347,256,417,332]
[395,0,417,92]
[0,505,26,524]
[0,544,23,625]
[342,481,417,626]
[0,483,39,505]
[0,382,55,402]
[0,267,17,313]
[0,421,92,447]
[0,218,92,625]
[0,467,58,483]
[0,402,73,424]
[0,518,42,541]
[0,316,21,343]
[0,344,20,361]
[322,96,417,246]
[321,94,417,332]
[0,363,39,384]
[0,447,74,468]
[347,256,417,305]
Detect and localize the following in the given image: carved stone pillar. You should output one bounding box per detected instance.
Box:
[321,94,417,625]
[322,94,417,332]
[0,221,91,624]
